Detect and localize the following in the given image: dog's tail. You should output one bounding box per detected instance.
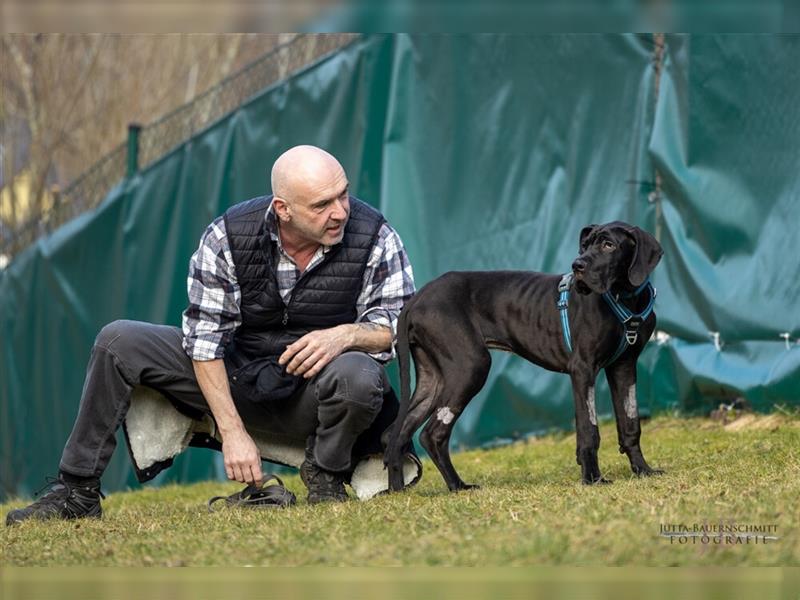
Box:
[385,305,412,491]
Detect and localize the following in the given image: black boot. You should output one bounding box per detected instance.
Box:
[6,474,104,526]
[299,437,348,504]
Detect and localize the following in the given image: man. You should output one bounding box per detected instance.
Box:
[6,145,415,524]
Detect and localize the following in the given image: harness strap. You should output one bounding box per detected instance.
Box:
[556,274,656,368]
[557,273,573,353]
[605,327,636,367]
[601,283,657,347]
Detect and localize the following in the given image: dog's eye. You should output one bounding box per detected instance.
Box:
[601,241,616,252]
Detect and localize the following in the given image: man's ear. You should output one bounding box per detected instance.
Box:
[625,225,663,286]
[273,197,290,222]
[579,224,598,252]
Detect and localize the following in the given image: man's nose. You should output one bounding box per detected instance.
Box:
[572,258,587,273]
[332,198,348,220]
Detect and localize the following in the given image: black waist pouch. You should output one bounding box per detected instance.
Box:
[225,355,304,404]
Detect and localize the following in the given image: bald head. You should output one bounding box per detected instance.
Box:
[271,145,345,203]
[269,145,351,248]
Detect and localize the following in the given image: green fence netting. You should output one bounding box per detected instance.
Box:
[1,34,798,499]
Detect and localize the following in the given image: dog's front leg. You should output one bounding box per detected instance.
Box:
[569,367,610,484]
[604,359,663,477]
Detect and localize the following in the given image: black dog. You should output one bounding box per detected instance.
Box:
[385,221,664,491]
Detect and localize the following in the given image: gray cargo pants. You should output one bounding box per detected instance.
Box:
[59,320,388,477]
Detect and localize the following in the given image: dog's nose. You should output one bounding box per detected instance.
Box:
[572,258,587,273]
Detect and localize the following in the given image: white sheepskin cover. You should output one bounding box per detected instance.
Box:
[125,386,420,500]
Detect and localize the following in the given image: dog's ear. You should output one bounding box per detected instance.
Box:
[579,224,598,252]
[625,226,663,286]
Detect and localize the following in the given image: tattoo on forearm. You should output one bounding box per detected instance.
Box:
[356,322,389,333]
[348,322,392,353]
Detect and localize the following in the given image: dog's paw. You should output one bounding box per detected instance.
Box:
[450,482,481,492]
[582,477,613,485]
[632,465,664,477]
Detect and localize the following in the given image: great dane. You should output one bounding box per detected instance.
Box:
[385,221,664,491]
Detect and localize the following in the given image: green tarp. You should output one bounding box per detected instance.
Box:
[1,34,798,498]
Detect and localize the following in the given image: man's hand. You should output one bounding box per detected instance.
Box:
[221,428,263,485]
[279,326,352,379]
[280,323,393,379]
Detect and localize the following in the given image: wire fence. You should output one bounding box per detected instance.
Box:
[1,33,358,262]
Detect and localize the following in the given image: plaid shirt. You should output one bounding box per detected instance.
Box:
[182,202,415,363]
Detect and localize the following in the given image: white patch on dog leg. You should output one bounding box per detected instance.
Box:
[625,385,638,419]
[436,407,455,425]
[586,387,597,426]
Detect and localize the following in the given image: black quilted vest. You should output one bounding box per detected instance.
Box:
[223,195,386,364]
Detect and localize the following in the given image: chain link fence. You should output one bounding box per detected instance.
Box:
[1,33,358,263]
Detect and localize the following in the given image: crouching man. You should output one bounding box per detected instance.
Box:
[7,145,415,524]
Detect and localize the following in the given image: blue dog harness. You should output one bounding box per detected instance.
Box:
[557,273,656,367]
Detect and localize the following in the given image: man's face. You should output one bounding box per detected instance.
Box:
[282,165,350,246]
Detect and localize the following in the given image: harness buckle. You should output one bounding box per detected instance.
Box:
[557,273,573,293]
[557,298,569,310]
[624,317,643,345]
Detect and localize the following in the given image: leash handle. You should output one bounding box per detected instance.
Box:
[207,474,296,512]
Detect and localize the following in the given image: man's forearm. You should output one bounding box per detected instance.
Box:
[191,358,245,437]
[279,322,393,379]
[192,358,263,484]
[340,322,393,354]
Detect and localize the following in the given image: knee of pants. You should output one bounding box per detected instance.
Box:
[94,319,144,354]
[317,352,385,408]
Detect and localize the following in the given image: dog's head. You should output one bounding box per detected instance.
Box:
[571,221,663,295]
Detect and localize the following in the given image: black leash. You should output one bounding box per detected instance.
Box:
[207,474,296,512]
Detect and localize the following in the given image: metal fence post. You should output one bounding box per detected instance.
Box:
[126,123,142,178]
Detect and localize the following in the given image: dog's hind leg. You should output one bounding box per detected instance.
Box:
[420,349,491,492]
[604,359,663,477]
[385,348,442,491]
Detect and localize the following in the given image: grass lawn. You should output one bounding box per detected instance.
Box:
[2,414,798,566]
